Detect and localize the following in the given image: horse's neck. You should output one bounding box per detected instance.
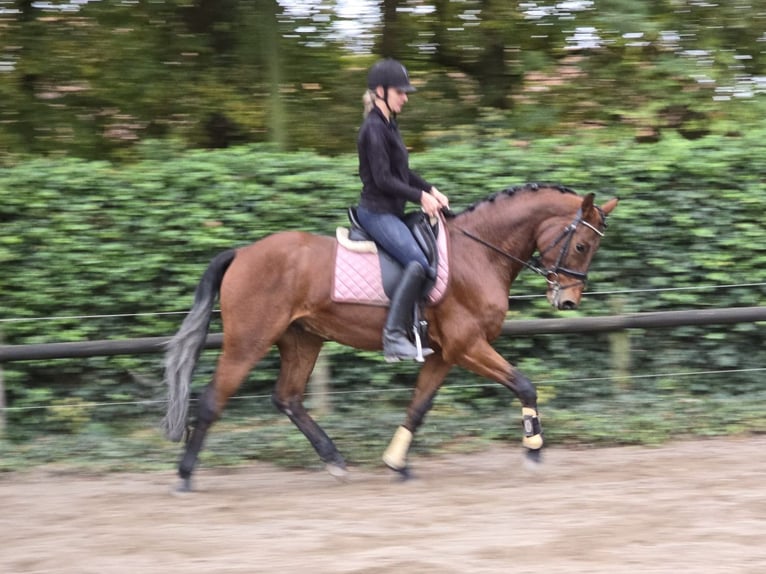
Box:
[455,197,544,258]
[450,192,578,279]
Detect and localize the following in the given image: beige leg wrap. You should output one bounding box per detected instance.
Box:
[382,426,413,470]
[521,407,544,450]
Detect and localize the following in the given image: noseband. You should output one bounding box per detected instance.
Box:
[456,206,606,293]
[530,206,605,291]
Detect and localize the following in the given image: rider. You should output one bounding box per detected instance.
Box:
[356,58,450,362]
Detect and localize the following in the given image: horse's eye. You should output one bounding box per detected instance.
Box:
[575,243,586,253]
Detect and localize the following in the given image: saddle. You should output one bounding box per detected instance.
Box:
[345,207,440,300]
[333,209,449,308]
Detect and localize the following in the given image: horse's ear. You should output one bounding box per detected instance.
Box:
[600,197,619,216]
[581,192,595,213]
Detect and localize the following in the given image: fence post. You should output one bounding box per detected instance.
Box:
[609,297,632,390]
[309,349,331,416]
[0,330,5,436]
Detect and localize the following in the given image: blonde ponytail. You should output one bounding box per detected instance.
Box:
[362,89,376,117]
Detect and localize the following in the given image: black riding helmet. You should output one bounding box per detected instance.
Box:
[367,58,416,93]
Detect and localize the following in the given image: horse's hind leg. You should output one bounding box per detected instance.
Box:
[177,338,272,492]
[272,324,348,478]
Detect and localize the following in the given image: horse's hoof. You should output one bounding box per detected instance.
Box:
[386,463,414,481]
[397,466,414,481]
[523,448,543,471]
[326,463,349,482]
[171,477,193,495]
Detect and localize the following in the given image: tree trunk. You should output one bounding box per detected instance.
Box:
[376,0,404,58]
[257,0,287,149]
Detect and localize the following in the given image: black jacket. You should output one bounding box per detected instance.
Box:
[357,107,431,217]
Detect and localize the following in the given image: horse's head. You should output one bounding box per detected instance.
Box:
[535,193,619,310]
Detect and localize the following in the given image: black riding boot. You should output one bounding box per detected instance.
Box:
[383,262,433,362]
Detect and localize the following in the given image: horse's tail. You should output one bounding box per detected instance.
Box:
[163,248,237,441]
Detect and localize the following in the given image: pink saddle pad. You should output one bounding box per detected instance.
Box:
[332,216,450,307]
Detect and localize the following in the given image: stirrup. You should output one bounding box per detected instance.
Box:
[412,322,433,362]
[383,333,431,363]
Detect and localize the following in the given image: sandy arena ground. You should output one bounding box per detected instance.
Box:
[1,436,765,574]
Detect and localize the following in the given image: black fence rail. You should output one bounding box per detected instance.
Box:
[1,306,764,362]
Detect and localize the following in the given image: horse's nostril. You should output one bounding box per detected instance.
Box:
[560,300,577,310]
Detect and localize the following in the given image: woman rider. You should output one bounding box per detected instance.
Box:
[356,58,450,362]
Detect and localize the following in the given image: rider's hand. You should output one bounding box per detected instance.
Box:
[420,191,441,217]
[429,186,450,209]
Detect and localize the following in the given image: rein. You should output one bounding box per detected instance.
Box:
[453,207,606,292]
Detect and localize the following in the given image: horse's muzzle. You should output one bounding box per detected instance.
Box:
[547,284,581,310]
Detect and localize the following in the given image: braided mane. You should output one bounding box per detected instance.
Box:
[446,183,577,219]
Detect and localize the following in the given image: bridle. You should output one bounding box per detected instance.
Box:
[454,206,606,296]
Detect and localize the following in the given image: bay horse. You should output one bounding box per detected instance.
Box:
[164,183,618,491]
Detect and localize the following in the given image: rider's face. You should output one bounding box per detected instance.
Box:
[387,88,408,113]
[375,86,408,115]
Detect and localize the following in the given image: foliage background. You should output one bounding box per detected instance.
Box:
[1,133,765,467]
[3,0,766,160]
[1,0,765,469]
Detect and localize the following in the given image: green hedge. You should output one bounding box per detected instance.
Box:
[1,131,765,437]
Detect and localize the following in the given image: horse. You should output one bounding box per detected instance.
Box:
[163,183,618,491]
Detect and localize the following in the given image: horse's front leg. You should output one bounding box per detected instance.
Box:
[456,339,544,465]
[513,368,544,464]
[382,355,452,478]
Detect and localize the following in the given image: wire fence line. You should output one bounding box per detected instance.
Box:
[0,293,763,418]
[1,281,764,324]
[3,366,765,413]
